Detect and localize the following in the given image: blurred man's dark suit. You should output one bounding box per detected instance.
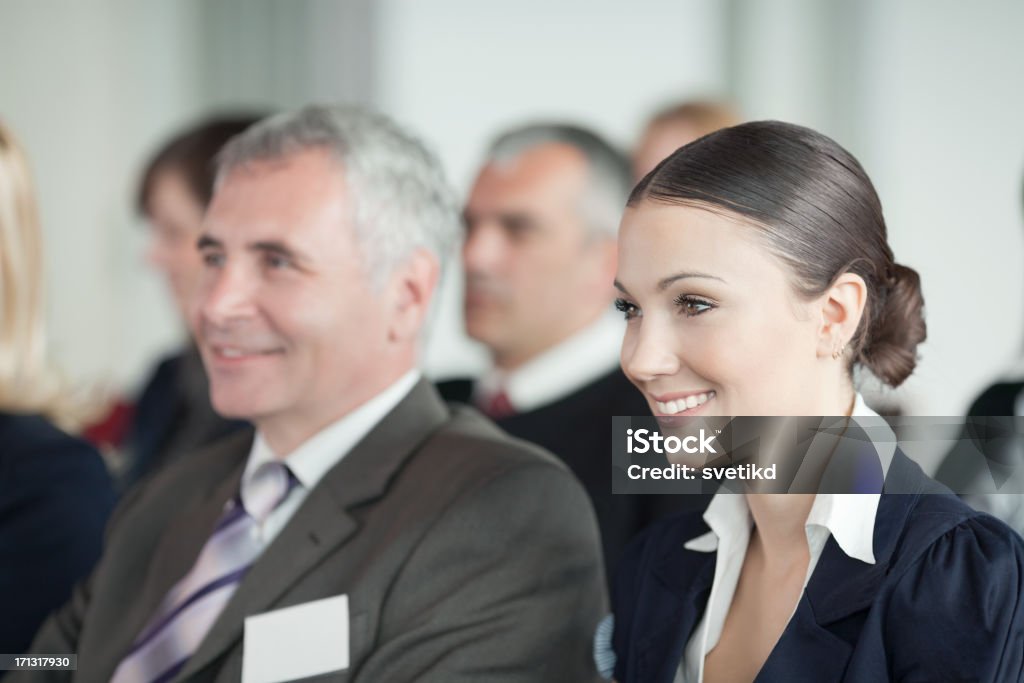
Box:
[15,380,606,682]
[439,369,706,587]
[934,379,1024,534]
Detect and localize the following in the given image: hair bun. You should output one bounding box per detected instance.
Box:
[859,262,926,387]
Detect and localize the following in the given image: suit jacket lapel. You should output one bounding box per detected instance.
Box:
[104,436,250,679]
[179,379,449,679]
[637,532,716,683]
[806,451,923,626]
[757,597,854,681]
[757,451,924,679]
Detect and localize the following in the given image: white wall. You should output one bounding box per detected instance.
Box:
[373,0,730,377]
[728,0,1024,414]
[0,0,207,393]
[856,0,1024,414]
[3,0,1021,416]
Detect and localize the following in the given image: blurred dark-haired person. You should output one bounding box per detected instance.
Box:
[601,121,1024,682]
[120,116,260,487]
[440,123,694,586]
[632,99,740,182]
[14,106,605,683]
[935,174,1024,533]
[0,121,116,655]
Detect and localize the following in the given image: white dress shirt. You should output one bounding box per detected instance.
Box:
[474,310,623,413]
[239,370,421,546]
[676,395,896,682]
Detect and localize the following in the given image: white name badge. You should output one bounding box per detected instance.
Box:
[242,594,350,683]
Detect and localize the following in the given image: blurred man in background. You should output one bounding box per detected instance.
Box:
[440,124,693,584]
[632,99,740,181]
[127,117,260,486]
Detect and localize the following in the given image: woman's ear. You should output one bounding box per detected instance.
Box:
[816,272,867,359]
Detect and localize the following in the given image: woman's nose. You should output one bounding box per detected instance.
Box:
[621,318,681,382]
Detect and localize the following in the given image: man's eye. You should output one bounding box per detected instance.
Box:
[265,253,293,270]
[614,298,640,321]
[201,252,225,267]
[501,216,535,240]
[674,295,714,317]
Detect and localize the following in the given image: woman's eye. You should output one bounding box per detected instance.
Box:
[614,298,640,321]
[674,295,714,317]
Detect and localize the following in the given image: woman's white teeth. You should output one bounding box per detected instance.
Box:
[655,391,715,415]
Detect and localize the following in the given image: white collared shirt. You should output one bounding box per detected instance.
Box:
[474,310,623,413]
[676,395,896,683]
[239,370,421,545]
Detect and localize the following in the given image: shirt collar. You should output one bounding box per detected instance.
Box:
[684,492,880,565]
[852,392,896,478]
[684,493,750,553]
[243,370,421,493]
[476,310,623,412]
[684,393,889,564]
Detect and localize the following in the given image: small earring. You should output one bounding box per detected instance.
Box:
[832,342,846,360]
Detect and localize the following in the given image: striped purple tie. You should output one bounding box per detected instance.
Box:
[110,462,296,683]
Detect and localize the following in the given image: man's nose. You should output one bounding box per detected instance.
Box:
[197,262,257,327]
[463,222,507,275]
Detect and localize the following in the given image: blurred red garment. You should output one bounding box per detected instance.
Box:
[82,399,135,449]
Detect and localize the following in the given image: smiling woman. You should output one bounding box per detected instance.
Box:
[603,121,1024,683]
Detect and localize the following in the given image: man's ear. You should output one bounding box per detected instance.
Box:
[584,235,619,294]
[388,248,440,344]
[816,272,867,359]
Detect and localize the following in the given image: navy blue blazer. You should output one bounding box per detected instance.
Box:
[0,413,116,655]
[611,451,1024,682]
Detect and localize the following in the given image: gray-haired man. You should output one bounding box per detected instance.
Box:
[440,124,693,586]
[16,106,605,683]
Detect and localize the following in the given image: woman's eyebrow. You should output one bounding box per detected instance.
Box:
[657,271,726,291]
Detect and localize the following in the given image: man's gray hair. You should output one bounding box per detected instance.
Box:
[216,105,460,286]
[486,123,632,239]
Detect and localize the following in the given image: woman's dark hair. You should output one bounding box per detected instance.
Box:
[137,114,264,215]
[630,120,926,388]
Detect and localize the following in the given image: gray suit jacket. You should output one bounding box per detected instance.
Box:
[16,380,606,682]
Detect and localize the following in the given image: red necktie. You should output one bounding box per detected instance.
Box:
[482,388,516,419]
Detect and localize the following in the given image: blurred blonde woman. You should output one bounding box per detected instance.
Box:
[0,120,115,654]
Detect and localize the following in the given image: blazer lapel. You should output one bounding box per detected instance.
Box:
[806,453,923,625]
[103,435,251,678]
[179,379,449,679]
[757,452,924,679]
[636,534,716,683]
[756,596,855,681]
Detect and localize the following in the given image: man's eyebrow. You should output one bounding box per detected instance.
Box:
[657,271,726,291]
[249,240,309,264]
[196,234,221,250]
